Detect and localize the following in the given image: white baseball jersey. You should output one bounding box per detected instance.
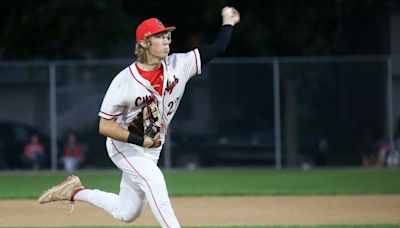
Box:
[98,48,201,162]
[75,49,202,228]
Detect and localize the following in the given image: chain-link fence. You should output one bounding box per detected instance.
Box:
[0,56,398,170]
[280,57,389,167]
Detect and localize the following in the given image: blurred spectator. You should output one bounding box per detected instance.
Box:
[361,130,376,166]
[63,133,83,172]
[314,137,328,166]
[0,140,8,170]
[387,135,400,168]
[376,139,390,167]
[22,134,45,170]
[373,136,400,168]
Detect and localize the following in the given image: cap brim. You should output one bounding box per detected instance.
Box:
[153,26,176,35]
[165,26,176,32]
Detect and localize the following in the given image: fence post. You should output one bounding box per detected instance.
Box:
[273,58,282,170]
[49,63,58,171]
[387,57,395,151]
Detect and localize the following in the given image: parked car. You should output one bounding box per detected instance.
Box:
[165,131,321,169]
[0,121,53,169]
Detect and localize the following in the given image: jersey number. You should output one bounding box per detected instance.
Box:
[167,97,180,116]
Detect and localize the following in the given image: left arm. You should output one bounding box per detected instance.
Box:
[198,6,240,65]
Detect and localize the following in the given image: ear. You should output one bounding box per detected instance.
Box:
[140,40,149,49]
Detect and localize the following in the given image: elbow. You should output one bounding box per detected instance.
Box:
[99,125,105,136]
[213,41,228,55]
[98,118,109,137]
[215,46,228,57]
[219,44,228,54]
[211,44,226,56]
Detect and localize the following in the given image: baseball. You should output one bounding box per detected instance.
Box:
[225,8,233,16]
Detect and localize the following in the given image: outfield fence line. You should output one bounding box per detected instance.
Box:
[0,55,398,170]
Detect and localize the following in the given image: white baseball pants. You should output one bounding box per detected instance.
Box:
[74,143,180,228]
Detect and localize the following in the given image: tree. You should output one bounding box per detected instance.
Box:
[0,0,132,60]
[0,0,391,60]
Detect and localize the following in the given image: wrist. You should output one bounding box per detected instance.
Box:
[127,132,144,146]
[222,22,235,26]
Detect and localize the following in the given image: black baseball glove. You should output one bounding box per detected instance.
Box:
[128,102,161,148]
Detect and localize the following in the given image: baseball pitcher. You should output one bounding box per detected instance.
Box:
[38,6,240,228]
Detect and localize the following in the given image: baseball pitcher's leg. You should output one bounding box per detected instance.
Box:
[114,154,181,228]
[74,173,146,222]
[139,161,180,228]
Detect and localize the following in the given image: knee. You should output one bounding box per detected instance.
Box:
[118,210,142,223]
[115,203,145,223]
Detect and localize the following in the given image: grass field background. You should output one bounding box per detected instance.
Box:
[1,168,400,228]
[1,168,400,198]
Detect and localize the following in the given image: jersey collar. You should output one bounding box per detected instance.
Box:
[130,62,160,97]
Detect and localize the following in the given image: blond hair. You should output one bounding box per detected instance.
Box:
[134,32,172,64]
[135,37,151,64]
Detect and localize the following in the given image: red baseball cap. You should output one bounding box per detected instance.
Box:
[136,18,176,42]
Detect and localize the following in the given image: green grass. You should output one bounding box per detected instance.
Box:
[1,168,400,199]
[165,168,400,196]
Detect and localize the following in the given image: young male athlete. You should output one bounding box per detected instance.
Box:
[38,6,240,228]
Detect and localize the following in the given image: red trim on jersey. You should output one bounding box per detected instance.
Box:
[129,66,154,94]
[99,111,123,117]
[194,50,199,75]
[135,63,164,95]
[111,140,171,228]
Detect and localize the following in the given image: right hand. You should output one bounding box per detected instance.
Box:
[142,103,162,148]
[143,134,161,148]
[222,6,240,26]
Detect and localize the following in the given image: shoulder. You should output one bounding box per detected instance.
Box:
[110,65,132,86]
[165,49,199,66]
[116,66,132,80]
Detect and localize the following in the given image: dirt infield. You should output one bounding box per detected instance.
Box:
[1,195,400,227]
